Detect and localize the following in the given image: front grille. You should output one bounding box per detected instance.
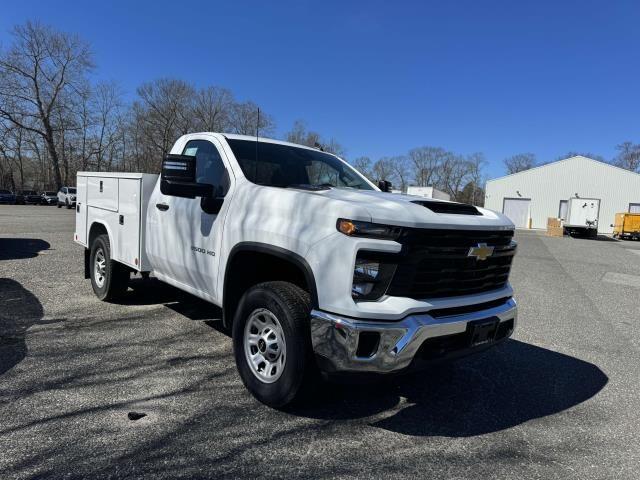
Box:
[385,228,516,299]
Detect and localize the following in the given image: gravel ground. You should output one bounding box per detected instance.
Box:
[1,205,639,479]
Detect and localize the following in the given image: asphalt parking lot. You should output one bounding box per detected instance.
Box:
[1,205,640,479]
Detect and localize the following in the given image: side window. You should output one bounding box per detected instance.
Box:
[62,188,67,194]
[182,139,229,193]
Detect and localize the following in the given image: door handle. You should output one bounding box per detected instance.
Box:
[156,203,169,211]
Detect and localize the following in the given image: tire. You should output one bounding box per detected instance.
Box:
[89,234,130,301]
[57,202,61,208]
[232,281,316,408]
[66,199,72,209]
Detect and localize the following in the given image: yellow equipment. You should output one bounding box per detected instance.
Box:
[613,213,640,240]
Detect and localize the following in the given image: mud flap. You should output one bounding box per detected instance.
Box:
[84,248,91,279]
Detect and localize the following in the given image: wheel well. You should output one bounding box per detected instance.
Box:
[85,223,109,279]
[223,246,317,329]
[88,222,108,248]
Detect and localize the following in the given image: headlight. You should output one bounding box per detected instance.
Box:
[337,219,402,240]
[351,256,397,301]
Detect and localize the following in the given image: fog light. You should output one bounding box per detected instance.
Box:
[351,256,397,301]
[352,259,381,299]
[352,282,375,297]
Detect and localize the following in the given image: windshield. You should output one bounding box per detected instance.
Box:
[23,190,36,195]
[226,139,374,190]
[68,188,76,194]
[44,191,56,196]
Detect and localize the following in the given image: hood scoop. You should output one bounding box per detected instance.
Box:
[412,200,481,215]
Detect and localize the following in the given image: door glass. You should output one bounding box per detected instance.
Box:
[182,140,228,192]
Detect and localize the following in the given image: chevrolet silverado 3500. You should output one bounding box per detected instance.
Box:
[74,133,517,407]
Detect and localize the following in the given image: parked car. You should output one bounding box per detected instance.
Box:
[40,191,58,205]
[17,190,41,205]
[75,133,518,408]
[57,186,77,209]
[0,189,16,204]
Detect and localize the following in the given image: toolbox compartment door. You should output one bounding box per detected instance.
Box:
[75,176,88,246]
[87,176,118,212]
[116,178,141,269]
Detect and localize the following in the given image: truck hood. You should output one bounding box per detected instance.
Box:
[301,188,514,230]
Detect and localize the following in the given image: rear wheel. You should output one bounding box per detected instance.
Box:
[232,281,316,408]
[90,234,129,301]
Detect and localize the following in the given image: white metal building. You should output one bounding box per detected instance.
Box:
[484,156,640,234]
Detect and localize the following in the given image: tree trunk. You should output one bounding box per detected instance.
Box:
[45,135,63,190]
[41,116,63,190]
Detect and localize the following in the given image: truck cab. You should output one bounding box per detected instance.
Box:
[75,132,517,407]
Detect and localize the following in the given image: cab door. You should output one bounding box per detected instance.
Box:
[146,136,231,301]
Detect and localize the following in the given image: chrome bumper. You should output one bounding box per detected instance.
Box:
[310,298,517,374]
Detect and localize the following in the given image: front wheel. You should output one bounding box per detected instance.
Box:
[232,281,316,408]
[90,234,130,301]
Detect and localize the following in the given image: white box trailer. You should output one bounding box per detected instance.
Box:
[564,197,600,237]
[75,172,159,271]
[406,186,451,201]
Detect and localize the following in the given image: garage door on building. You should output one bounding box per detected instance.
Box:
[503,198,531,228]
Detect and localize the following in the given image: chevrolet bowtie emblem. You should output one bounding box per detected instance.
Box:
[468,243,494,261]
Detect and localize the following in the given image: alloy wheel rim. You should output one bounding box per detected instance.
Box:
[94,248,106,288]
[243,308,286,384]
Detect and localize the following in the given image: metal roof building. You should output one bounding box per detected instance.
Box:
[484,156,640,234]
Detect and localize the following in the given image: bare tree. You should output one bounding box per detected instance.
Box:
[554,151,606,163]
[465,152,486,205]
[390,156,410,192]
[135,78,195,157]
[91,81,123,171]
[193,86,234,132]
[285,119,317,146]
[439,155,472,201]
[613,142,640,172]
[371,157,396,185]
[0,21,93,189]
[229,101,275,136]
[351,156,372,180]
[284,120,345,156]
[503,153,536,174]
[408,147,450,187]
[0,121,31,189]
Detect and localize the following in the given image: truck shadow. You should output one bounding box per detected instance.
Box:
[0,278,44,375]
[109,279,608,437]
[292,339,608,437]
[0,238,51,260]
[120,278,225,325]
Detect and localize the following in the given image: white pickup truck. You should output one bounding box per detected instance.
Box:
[74,133,517,407]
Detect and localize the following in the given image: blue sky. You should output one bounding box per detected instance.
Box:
[1,0,639,178]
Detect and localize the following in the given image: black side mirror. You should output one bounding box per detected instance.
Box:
[378,180,392,192]
[160,154,213,199]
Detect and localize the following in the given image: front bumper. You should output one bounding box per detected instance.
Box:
[310,298,516,374]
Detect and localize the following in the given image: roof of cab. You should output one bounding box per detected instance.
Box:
[206,132,330,154]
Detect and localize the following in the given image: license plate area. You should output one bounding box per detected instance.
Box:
[467,317,500,347]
